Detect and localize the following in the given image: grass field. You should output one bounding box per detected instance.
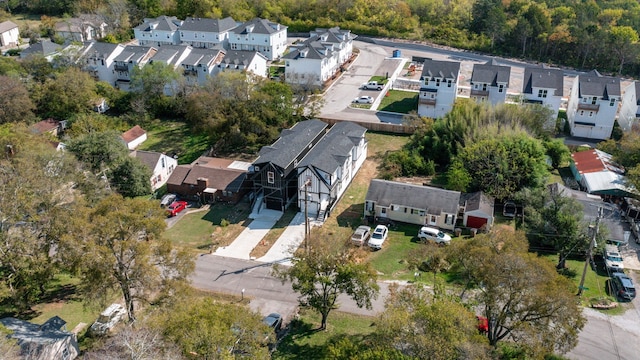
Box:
[137,120,210,165]
[378,90,418,114]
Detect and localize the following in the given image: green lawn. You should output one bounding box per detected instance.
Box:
[378,90,418,114]
[272,308,375,359]
[367,223,423,280]
[137,120,210,165]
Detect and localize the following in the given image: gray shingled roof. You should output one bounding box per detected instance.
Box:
[181,48,220,66]
[114,45,155,63]
[282,43,328,60]
[150,45,182,64]
[20,40,63,58]
[460,191,494,215]
[0,316,73,345]
[471,60,511,86]
[420,59,460,80]
[83,41,120,59]
[366,179,461,215]
[130,150,161,171]
[181,17,238,32]
[578,70,621,99]
[221,50,265,66]
[0,20,18,33]
[254,119,328,169]
[232,18,286,35]
[522,67,564,96]
[135,16,181,32]
[298,121,366,175]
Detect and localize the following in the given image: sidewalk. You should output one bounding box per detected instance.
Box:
[213,209,282,260]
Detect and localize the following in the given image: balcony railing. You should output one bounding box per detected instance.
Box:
[470,89,489,97]
[577,103,600,111]
[419,98,437,105]
[114,64,128,71]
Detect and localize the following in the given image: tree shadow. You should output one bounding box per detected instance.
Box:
[274,319,327,359]
[335,203,365,227]
[0,283,79,320]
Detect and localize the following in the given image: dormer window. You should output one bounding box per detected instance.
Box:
[436,79,440,86]
[538,89,548,98]
[610,98,616,106]
[498,84,504,93]
[591,96,597,105]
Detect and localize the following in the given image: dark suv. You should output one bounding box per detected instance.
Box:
[611,272,636,301]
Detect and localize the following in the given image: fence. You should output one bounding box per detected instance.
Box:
[318,117,416,134]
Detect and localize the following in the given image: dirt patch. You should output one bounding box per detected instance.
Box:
[250,238,272,259]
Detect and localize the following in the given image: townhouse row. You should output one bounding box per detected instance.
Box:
[418,58,640,140]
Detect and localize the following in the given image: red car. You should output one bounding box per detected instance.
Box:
[166,201,188,217]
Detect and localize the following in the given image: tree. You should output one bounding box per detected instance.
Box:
[609,25,639,74]
[60,194,194,322]
[274,230,379,330]
[0,76,36,124]
[130,61,180,116]
[66,130,129,172]
[109,156,152,197]
[450,228,585,355]
[544,138,571,169]
[156,297,270,359]
[34,67,98,119]
[373,284,491,360]
[83,326,184,360]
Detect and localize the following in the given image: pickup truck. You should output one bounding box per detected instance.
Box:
[361,81,384,90]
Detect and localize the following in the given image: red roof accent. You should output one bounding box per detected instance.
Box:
[122,125,146,143]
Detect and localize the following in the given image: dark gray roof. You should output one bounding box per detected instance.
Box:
[460,191,495,215]
[578,70,621,99]
[523,67,564,96]
[232,18,287,35]
[366,179,461,215]
[83,41,120,59]
[548,183,626,242]
[130,150,161,171]
[150,45,186,64]
[221,50,266,66]
[298,121,366,175]
[310,27,357,43]
[181,17,238,32]
[135,16,181,32]
[114,45,156,63]
[254,120,328,169]
[0,316,73,344]
[20,40,63,58]
[181,48,220,66]
[471,60,511,86]
[420,59,460,80]
[282,42,328,60]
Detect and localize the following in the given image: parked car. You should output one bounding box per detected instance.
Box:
[160,193,177,208]
[166,200,188,217]
[351,225,372,246]
[353,96,374,104]
[604,244,625,272]
[262,313,283,331]
[89,304,127,336]
[611,272,636,301]
[503,201,517,218]
[368,225,388,250]
[417,226,452,245]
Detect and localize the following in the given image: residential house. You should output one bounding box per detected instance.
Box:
[134,16,183,47]
[20,39,65,60]
[296,121,367,220]
[180,47,225,86]
[130,150,177,191]
[618,81,640,131]
[251,119,328,212]
[460,191,495,230]
[567,70,621,140]
[417,59,460,119]
[521,66,564,130]
[364,180,461,231]
[216,50,268,77]
[229,18,287,60]
[179,16,238,49]
[121,125,147,150]
[469,59,510,105]
[0,316,79,360]
[570,149,636,198]
[549,182,630,246]
[92,98,109,113]
[112,45,157,91]
[166,156,251,203]
[284,27,356,87]
[80,41,126,85]
[31,118,64,137]
[54,15,108,42]
[0,20,19,48]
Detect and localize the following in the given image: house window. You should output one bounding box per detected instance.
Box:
[498,84,504,93]
[482,84,487,91]
[381,208,387,215]
[538,89,547,98]
[589,111,593,117]
[404,207,407,213]
[267,171,275,184]
[429,215,437,225]
[447,79,452,87]
[444,214,454,225]
[430,93,435,99]
[418,210,425,216]
[591,97,597,105]
[610,98,616,106]
[580,110,584,116]
[436,79,441,86]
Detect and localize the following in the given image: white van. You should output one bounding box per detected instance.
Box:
[604,244,624,272]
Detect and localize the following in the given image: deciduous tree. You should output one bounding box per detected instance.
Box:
[0,76,36,125]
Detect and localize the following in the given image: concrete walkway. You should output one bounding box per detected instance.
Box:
[257,212,306,265]
[213,209,282,260]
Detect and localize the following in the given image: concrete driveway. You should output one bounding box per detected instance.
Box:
[257,212,306,265]
[213,209,282,260]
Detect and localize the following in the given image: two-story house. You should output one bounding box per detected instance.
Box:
[567,70,621,140]
[80,41,126,85]
[251,120,328,213]
[55,15,108,42]
[417,59,460,119]
[521,66,564,130]
[180,48,225,87]
[134,16,183,47]
[284,27,356,88]
[216,50,268,77]
[179,17,238,49]
[0,21,19,48]
[619,81,640,131]
[296,121,367,220]
[113,45,157,91]
[229,18,287,61]
[129,150,178,191]
[469,59,510,105]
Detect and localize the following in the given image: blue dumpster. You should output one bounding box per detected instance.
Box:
[392,49,401,58]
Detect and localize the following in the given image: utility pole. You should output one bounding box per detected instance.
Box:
[577,207,602,296]
[303,179,311,254]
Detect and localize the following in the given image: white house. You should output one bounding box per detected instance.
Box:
[134,16,183,47]
[0,316,79,360]
[522,66,564,130]
[180,48,225,86]
[179,16,238,49]
[567,70,621,140]
[112,45,157,90]
[130,150,178,191]
[55,15,108,42]
[619,81,640,131]
[284,27,356,87]
[229,18,287,60]
[216,50,268,77]
[121,125,147,150]
[470,59,510,105]
[0,20,19,47]
[417,59,460,119]
[80,41,126,85]
[296,121,367,220]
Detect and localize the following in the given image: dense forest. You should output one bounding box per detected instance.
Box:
[3,0,640,76]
